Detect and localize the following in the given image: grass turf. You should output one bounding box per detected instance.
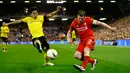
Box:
[0,44,130,73]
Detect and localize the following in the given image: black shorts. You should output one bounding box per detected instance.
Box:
[32,36,50,52]
[1,37,8,43]
[72,38,76,42]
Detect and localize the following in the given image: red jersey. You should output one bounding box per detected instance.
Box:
[70,17,94,40]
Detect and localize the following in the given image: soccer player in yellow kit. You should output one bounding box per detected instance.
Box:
[0,22,9,52]
[5,6,61,66]
[71,30,77,47]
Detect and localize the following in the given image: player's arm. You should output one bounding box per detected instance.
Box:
[93,20,116,31]
[45,6,61,18]
[5,17,28,26]
[7,20,22,25]
[67,20,76,44]
[67,28,73,44]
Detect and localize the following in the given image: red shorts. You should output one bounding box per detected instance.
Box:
[76,38,95,53]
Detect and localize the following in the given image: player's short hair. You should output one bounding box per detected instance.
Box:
[77,10,86,16]
[30,6,40,13]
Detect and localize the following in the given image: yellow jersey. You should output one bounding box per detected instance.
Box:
[22,15,44,39]
[72,30,76,39]
[0,26,9,38]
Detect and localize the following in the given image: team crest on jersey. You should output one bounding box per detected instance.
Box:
[77,26,88,31]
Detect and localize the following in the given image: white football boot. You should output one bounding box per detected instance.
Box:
[91,59,98,70]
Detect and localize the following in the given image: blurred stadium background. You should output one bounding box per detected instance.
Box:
[0,0,130,73]
[0,0,129,46]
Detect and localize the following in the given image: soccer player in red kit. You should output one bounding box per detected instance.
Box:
[67,10,116,72]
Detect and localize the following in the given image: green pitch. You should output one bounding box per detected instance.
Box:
[0,44,130,73]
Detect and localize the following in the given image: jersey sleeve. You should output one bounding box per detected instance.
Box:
[39,15,44,20]
[87,17,98,25]
[21,17,29,23]
[92,19,98,25]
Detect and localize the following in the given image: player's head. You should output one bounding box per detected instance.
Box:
[2,22,6,26]
[77,10,86,23]
[30,6,39,19]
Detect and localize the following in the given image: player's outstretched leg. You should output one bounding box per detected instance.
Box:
[82,47,98,71]
[73,42,77,46]
[34,39,42,53]
[73,51,86,72]
[43,53,54,66]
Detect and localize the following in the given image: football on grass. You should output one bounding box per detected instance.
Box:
[47,49,58,59]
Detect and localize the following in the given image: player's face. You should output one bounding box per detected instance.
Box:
[78,15,84,23]
[78,15,85,23]
[31,10,38,19]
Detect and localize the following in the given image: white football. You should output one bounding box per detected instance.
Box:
[47,49,58,59]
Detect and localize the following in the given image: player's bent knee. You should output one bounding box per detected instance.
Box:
[74,52,82,60]
[74,55,81,60]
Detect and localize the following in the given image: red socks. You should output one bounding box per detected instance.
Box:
[89,57,95,64]
[82,56,95,68]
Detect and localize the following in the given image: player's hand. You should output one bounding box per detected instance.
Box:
[56,6,61,12]
[111,27,117,32]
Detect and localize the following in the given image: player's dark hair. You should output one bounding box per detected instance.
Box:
[30,6,40,13]
[77,10,86,16]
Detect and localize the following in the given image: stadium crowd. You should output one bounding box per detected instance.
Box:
[8,26,67,42]
[94,16,130,40]
[8,27,31,42]
[7,16,130,42]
